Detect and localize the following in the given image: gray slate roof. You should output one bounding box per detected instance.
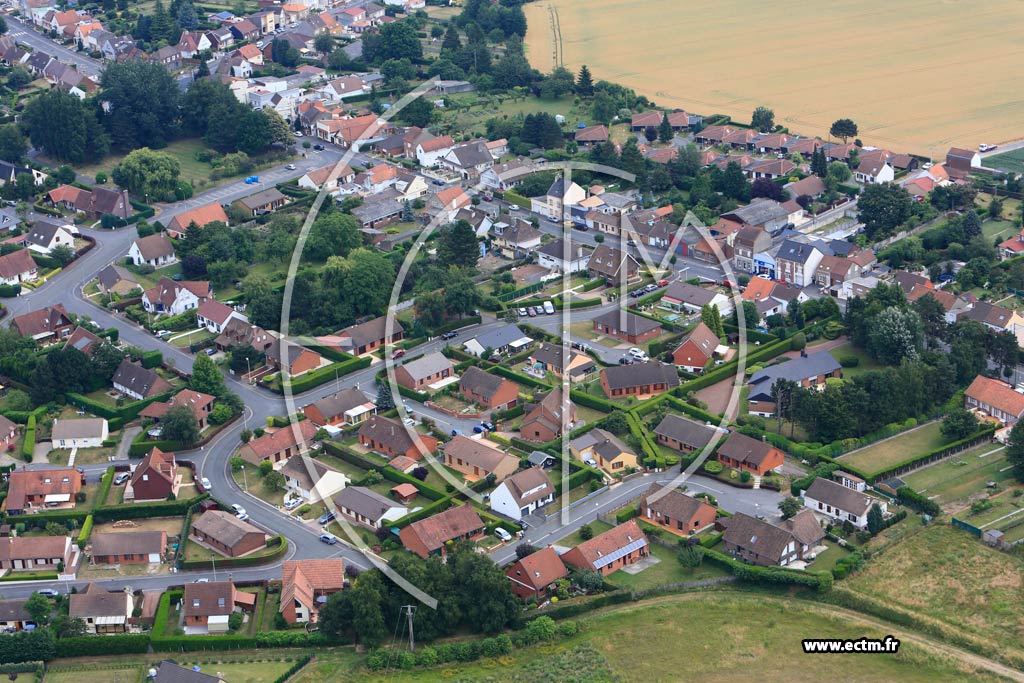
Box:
[748,351,841,401]
[653,414,719,450]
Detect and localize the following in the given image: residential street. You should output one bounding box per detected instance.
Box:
[5,15,104,78]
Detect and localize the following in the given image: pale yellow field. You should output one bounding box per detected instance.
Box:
[524,0,1024,158]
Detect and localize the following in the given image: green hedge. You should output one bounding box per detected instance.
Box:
[896,486,941,516]
[430,315,482,336]
[179,536,288,570]
[488,365,550,390]
[663,395,722,425]
[492,404,525,421]
[77,514,94,549]
[92,494,208,523]
[21,414,35,461]
[703,548,833,591]
[393,496,453,528]
[278,356,373,394]
[569,389,615,413]
[867,426,996,482]
[55,634,151,657]
[152,590,178,637]
[93,467,114,511]
[0,572,58,582]
[322,441,447,502]
[67,390,173,421]
[129,438,184,458]
[678,338,791,394]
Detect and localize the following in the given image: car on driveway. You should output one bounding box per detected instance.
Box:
[628,347,648,361]
[318,510,336,525]
[494,527,512,542]
[518,307,528,317]
[284,498,302,510]
[36,588,60,598]
[114,472,130,485]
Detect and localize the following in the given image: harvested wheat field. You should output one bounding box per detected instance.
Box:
[524,0,1024,157]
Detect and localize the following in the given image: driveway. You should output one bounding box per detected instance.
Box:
[115,426,142,461]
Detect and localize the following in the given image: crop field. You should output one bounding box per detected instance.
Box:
[985,148,1024,174]
[523,0,1024,157]
[837,422,949,476]
[902,442,1012,509]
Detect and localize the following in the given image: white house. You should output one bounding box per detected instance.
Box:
[280,455,350,505]
[333,486,408,530]
[127,233,176,268]
[196,300,247,334]
[23,221,75,256]
[854,159,895,185]
[141,278,210,316]
[0,249,39,285]
[489,467,555,522]
[775,240,825,288]
[535,239,591,274]
[802,476,885,530]
[414,135,455,168]
[51,418,109,449]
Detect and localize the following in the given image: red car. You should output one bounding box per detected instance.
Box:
[657,279,669,287]
[390,349,406,360]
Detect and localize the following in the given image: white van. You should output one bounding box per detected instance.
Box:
[542,301,555,315]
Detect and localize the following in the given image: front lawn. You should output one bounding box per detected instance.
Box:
[828,341,882,378]
[837,421,950,476]
[605,537,730,590]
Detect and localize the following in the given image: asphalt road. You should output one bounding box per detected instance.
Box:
[6,15,105,79]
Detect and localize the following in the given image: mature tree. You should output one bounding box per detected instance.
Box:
[443,266,480,317]
[262,109,293,146]
[314,32,334,54]
[717,161,751,201]
[810,146,827,177]
[437,220,479,268]
[415,290,446,329]
[51,614,88,639]
[441,24,461,52]
[447,546,519,633]
[375,380,395,410]
[49,244,74,266]
[270,38,300,67]
[306,213,361,261]
[827,161,852,183]
[771,378,798,436]
[867,307,922,364]
[149,0,178,43]
[829,118,858,142]
[350,571,388,647]
[228,343,264,374]
[162,403,200,445]
[866,503,884,535]
[857,182,912,241]
[348,248,394,316]
[100,59,180,150]
[22,90,109,164]
[658,112,673,143]
[363,20,422,63]
[751,106,774,133]
[961,210,983,240]
[643,125,658,143]
[190,351,227,397]
[399,96,435,129]
[912,292,948,345]
[669,143,701,181]
[575,64,593,96]
[235,109,272,156]
[676,543,704,568]
[23,592,53,626]
[751,177,784,201]
[176,0,198,29]
[778,496,802,519]
[941,407,980,441]
[0,124,27,163]
[1006,420,1024,482]
[111,148,181,201]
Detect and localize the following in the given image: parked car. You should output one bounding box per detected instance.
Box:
[114,472,130,485]
[431,178,445,186]
[390,349,406,360]
[318,510,336,525]
[319,533,338,545]
[154,330,172,338]
[193,578,209,584]
[313,144,324,151]
[402,417,416,427]
[527,307,537,317]
[473,425,484,434]
[230,504,247,517]
[494,527,512,542]
[628,347,648,361]
[236,513,249,521]
[441,331,457,340]
[204,348,216,356]
[36,589,60,598]
[450,429,463,437]
[284,498,302,511]
[518,307,528,317]
[200,477,211,490]
[481,420,495,431]
[507,204,519,211]
[657,279,669,287]
[293,132,302,137]
[618,356,635,365]
[286,163,296,170]
[644,283,657,293]
[542,301,555,315]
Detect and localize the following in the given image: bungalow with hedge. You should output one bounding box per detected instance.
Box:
[0,599,33,632]
[5,467,84,514]
[721,510,823,567]
[281,454,350,504]
[357,414,437,460]
[802,476,885,530]
[0,535,74,571]
[591,310,662,345]
[182,580,255,635]
[127,233,176,268]
[505,546,568,602]
[442,435,519,483]
[189,510,267,558]
[653,414,721,454]
[303,387,377,428]
[0,248,38,285]
[90,530,167,565]
[333,314,404,356]
[568,428,637,474]
[458,366,519,411]
[639,483,716,537]
[599,362,680,399]
[112,359,173,401]
[237,419,318,469]
[399,503,485,559]
[715,431,784,477]
[333,485,408,531]
[69,584,133,634]
[52,417,108,449]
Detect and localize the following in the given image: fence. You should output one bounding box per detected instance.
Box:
[950,517,982,537]
[498,281,544,302]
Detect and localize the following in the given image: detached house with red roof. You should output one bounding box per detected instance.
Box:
[280,559,345,624]
[965,375,1024,425]
[139,389,216,431]
[357,414,437,460]
[399,504,485,559]
[126,447,179,502]
[505,547,568,601]
[415,134,455,167]
[5,467,84,514]
[0,248,38,285]
[10,304,74,343]
[142,277,211,316]
[238,420,318,468]
[182,580,255,635]
[716,431,784,476]
[562,520,649,576]
[166,202,230,239]
[671,321,722,373]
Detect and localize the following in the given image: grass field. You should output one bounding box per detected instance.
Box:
[46,658,297,683]
[287,592,1011,683]
[73,138,212,186]
[837,422,949,476]
[984,148,1024,174]
[828,341,881,378]
[846,524,1024,656]
[902,442,1011,509]
[524,0,1024,157]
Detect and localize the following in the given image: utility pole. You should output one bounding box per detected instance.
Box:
[401,605,416,652]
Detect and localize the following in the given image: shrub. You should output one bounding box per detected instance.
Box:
[837,354,860,368]
[703,460,724,474]
[578,523,593,540]
[739,470,752,483]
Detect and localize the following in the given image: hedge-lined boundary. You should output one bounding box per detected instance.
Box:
[861,426,996,482]
[21,414,35,461]
[179,536,288,571]
[270,355,373,395]
[0,572,57,582]
[14,494,210,529]
[321,442,446,501]
[489,364,551,390]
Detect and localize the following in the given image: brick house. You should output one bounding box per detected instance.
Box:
[138,389,216,431]
[240,417,315,466]
[600,362,680,399]
[10,304,74,344]
[653,414,721,454]
[303,387,377,427]
[399,504,485,559]
[182,581,255,634]
[126,447,179,502]
[357,415,437,460]
[265,340,323,377]
[333,486,408,530]
[639,483,716,537]
[89,531,166,564]
[722,510,823,567]
[590,310,662,345]
[519,388,576,442]
[189,510,267,558]
[442,435,519,482]
[561,520,649,576]
[394,352,454,391]
[964,375,1024,425]
[69,584,133,634]
[334,315,404,355]
[671,321,721,373]
[5,467,84,514]
[0,535,73,571]
[716,431,784,476]
[280,559,345,625]
[505,547,567,601]
[458,366,519,411]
